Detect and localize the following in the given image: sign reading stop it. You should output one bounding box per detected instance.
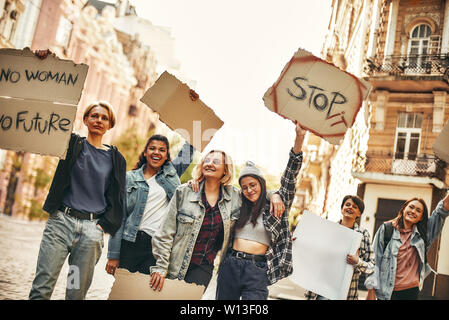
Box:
[263,49,371,145]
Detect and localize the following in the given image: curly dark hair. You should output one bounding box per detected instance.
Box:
[133,134,171,170]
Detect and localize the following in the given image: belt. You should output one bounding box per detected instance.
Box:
[59,205,101,221]
[230,249,266,262]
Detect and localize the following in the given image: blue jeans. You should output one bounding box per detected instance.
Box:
[29,210,104,300]
[216,255,269,300]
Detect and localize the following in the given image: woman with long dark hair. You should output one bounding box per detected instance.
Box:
[368,193,449,300]
[215,122,305,300]
[105,135,193,275]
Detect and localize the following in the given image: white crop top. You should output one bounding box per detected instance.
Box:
[234,213,271,246]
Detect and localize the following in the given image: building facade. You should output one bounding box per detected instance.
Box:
[0,0,160,218]
[292,0,373,227]
[320,0,449,299]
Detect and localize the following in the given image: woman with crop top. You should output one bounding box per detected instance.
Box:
[215,122,305,300]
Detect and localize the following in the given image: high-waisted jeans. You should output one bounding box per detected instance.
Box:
[119,231,156,275]
[216,255,269,300]
[29,210,104,300]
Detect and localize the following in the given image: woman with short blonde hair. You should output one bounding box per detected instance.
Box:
[83,100,117,129]
[29,88,126,300]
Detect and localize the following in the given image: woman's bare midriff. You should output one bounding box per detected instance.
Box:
[233,238,268,255]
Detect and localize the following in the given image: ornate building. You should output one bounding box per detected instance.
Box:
[319,0,449,299]
[292,0,372,227]
[0,0,160,218]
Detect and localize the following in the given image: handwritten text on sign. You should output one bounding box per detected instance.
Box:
[0,98,76,159]
[0,48,88,159]
[0,109,71,135]
[0,48,88,105]
[263,49,371,145]
[0,68,79,86]
[287,76,349,128]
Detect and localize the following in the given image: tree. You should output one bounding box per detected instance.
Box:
[114,127,155,171]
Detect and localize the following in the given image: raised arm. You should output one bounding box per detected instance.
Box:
[278,122,305,212]
[427,192,449,249]
[172,141,195,178]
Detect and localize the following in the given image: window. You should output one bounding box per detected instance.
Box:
[394,113,422,160]
[408,24,431,70]
[55,16,72,48]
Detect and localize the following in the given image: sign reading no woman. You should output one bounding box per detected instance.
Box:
[263,49,371,145]
[0,48,88,159]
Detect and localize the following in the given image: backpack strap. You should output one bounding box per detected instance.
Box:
[383,221,394,250]
[382,221,428,264]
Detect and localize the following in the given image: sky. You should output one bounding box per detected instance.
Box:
[122,0,333,175]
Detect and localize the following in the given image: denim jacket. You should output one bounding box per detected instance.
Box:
[150,181,241,280]
[372,200,449,300]
[107,141,194,260]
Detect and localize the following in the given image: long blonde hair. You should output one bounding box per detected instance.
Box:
[192,150,234,185]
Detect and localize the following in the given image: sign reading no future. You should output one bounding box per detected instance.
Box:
[0,48,88,159]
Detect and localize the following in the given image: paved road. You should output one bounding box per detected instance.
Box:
[0,213,368,300]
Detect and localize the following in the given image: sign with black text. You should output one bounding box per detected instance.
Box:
[0,48,88,158]
[263,49,371,145]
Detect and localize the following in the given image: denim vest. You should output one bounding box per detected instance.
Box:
[373,200,449,300]
[150,181,242,280]
[107,162,180,260]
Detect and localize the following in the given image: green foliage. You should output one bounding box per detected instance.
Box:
[34,168,52,190]
[115,127,155,171]
[179,151,202,184]
[28,199,49,221]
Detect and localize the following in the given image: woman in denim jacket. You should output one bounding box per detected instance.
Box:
[369,193,449,300]
[149,149,238,290]
[105,135,194,275]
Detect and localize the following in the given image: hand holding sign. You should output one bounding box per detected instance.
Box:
[263,49,371,145]
[140,72,223,152]
[0,48,88,159]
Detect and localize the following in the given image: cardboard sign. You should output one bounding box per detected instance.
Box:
[0,48,88,104]
[263,49,371,145]
[433,120,449,163]
[141,71,223,151]
[289,211,362,300]
[0,98,75,159]
[108,269,205,300]
[0,48,88,159]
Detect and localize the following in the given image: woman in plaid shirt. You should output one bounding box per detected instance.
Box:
[215,122,306,300]
[304,195,375,300]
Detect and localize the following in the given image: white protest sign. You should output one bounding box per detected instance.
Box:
[108,268,205,300]
[141,71,223,152]
[263,48,371,145]
[289,211,362,300]
[433,120,449,163]
[0,48,88,159]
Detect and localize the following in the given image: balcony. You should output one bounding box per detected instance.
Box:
[359,151,448,183]
[363,54,449,92]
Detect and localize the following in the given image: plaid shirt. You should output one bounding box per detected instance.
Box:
[263,149,303,285]
[305,222,375,300]
[190,189,224,265]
